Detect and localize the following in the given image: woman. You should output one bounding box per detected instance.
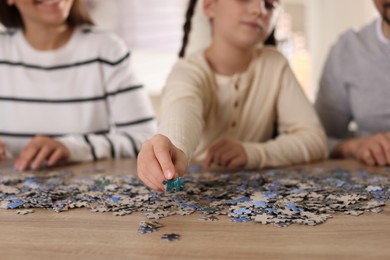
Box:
[0,0,156,170]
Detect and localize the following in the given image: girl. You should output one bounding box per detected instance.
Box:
[137,0,327,191]
[0,0,156,170]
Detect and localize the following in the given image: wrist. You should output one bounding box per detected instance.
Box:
[332,138,362,158]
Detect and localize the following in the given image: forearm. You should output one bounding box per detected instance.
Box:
[331,137,364,159]
[158,98,203,160]
[243,128,328,169]
[57,124,156,162]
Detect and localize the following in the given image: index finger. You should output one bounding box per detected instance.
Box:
[15,145,40,171]
[153,142,176,180]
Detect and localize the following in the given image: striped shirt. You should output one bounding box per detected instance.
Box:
[0,26,157,162]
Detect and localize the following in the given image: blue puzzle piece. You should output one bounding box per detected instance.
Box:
[230,217,251,223]
[108,196,120,203]
[7,200,23,209]
[234,208,251,215]
[163,176,183,193]
[253,200,267,208]
[285,202,301,213]
[228,196,251,205]
[263,191,278,199]
[163,179,174,192]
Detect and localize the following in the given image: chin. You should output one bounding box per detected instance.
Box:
[42,14,69,26]
[238,39,264,49]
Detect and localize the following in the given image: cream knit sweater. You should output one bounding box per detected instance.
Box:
[159,47,327,168]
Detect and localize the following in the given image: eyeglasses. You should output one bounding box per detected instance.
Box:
[263,0,280,11]
[238,0,280,12]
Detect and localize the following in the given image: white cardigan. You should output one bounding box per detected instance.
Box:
[159,47,327,168]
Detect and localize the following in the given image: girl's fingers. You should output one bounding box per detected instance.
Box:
[138,143,167,191]
[203,152,214,169]
[228,155,246,170]
[153,143,176,180]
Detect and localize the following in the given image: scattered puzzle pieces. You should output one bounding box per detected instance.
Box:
[0,166,388,229]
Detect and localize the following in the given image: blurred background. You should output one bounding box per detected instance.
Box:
[0,0,377,105]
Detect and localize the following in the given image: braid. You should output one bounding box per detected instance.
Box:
[264,29,277,46]
[179,0,198,58]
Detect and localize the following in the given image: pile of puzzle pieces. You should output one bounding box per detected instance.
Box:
[0,167,389,227]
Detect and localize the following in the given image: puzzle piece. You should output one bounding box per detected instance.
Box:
[199,215,219,221]
[161,233,180,242]
[16,209,34,215]
[138,221,164,234]
[162,176,183,193]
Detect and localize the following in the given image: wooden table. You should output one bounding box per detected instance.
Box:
[0,159,389,260]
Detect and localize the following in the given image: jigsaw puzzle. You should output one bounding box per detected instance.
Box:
[0,166,389,229]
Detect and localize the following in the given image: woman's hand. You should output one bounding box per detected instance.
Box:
[15,136,70,171]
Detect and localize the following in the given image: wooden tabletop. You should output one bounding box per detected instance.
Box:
[0,159,389,260]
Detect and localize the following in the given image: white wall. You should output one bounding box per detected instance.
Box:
[88,0,188,97]
[305,0,377,97]
[1,0,379,98]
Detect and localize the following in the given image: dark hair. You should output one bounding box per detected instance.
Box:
[0,0,94,29]
[179,0,198,58]
[178,0,277,58]
[264,29,277,46]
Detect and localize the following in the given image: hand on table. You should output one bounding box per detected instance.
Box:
[337,132,390,166]
[203,138,248,170]
[15,136,70,171]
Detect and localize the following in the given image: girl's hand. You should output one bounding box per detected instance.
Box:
[15,136,70,171]
[203,138,248,170]
[137,134,188,191]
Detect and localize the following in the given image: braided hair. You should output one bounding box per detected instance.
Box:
[264,29,277,46]
[178,0,277,58]
[179,0,198,58]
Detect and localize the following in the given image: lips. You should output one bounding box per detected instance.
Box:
[34,0,61,5]
[242,21,264,31]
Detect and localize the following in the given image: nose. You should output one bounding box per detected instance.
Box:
[250,0,268,17]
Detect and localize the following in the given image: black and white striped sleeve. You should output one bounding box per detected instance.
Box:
[57,36,157,162]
